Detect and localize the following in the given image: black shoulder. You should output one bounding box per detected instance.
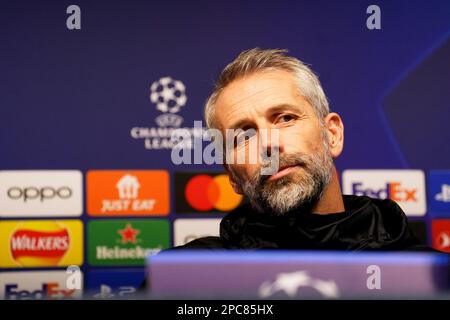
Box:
[171,236,226,250]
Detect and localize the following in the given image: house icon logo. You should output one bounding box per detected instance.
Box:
[116,175,140,199]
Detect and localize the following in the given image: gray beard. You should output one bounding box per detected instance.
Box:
[230,138,334,216]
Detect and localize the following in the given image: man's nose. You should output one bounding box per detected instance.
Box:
[259,128,283,159]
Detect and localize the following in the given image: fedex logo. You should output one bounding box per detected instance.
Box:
[5,283,77,300]
[343,170,426,216]
[0,271,83,299]
[351,182,417,202]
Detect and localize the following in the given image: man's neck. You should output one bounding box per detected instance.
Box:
[312,166,345,215]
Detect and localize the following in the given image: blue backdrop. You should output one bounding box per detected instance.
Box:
[0,0,449,298]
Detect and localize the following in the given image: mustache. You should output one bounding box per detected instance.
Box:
[258,152,310,184]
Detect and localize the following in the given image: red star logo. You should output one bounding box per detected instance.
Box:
[117,223,140,244]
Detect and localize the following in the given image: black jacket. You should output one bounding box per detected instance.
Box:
[140,195,434,291]
[174,195,431,251]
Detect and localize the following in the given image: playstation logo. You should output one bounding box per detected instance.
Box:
[427,171,450,214]
[435,184,450,203]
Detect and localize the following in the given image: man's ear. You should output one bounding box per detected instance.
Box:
[223,164,244,194]
[323,112,344,159]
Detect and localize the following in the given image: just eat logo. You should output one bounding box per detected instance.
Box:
[342,170,426,217]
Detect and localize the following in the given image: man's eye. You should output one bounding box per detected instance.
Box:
[276,114,295,123]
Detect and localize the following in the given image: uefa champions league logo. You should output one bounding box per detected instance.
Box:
[258,270,340,298]
[130,76,189,149]
[150,77,187,114]
[149,77,186,128]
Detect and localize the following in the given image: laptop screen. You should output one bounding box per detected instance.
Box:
[147,250,450,299]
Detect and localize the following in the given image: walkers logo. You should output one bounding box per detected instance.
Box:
[173,218,221,246]
[11,228,69,262]
[87,170,169,216]
[342,170,426,216]
[88,220,169,266]
[428,171,450,215]
[432,220,450,253]
[0,220,83,268]
[0,170,82,217]
[175,172,245,213]
[0,271,83,299]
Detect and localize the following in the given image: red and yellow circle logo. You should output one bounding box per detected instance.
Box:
[185,174,243,212]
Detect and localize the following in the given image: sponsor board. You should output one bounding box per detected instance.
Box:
[173,218,221,246]
[88,219,169,266]
[432,220,450,252]
[0,270,83,299]
[0,170,82,217]
[342,170,426,216]
[428,171,450,215]
[87,170,169,216]
[86,269,145,299]
[175,172,244,213]
[0,220,83,268]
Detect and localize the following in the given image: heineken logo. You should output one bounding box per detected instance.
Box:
[95,245,161,260]
[88,220,169,266]
[118,223,140,244]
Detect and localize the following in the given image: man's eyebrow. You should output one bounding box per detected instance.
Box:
[227,103,304,130]
[265,103,304,116]
[228,119,254,131]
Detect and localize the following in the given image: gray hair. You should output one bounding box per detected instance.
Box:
[204,48,330,129]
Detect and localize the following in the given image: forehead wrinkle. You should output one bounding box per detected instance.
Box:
[226,107,250,125]
[226,85,275,111]
[218,85,276,130]
[216,70,303,129]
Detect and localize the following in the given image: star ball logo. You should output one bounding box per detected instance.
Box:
[150,76,187,114]
[175,172,245,213]
[131,76,197,150]
[87,170,169,216]
[88,220,169,266]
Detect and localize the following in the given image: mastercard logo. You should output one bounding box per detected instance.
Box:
[184,174,243,212]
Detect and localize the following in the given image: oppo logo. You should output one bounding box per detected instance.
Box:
[7,186,73,202]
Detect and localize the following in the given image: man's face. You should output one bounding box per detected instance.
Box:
[214,69,335,215]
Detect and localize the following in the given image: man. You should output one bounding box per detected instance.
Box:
[177,48,428,251]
